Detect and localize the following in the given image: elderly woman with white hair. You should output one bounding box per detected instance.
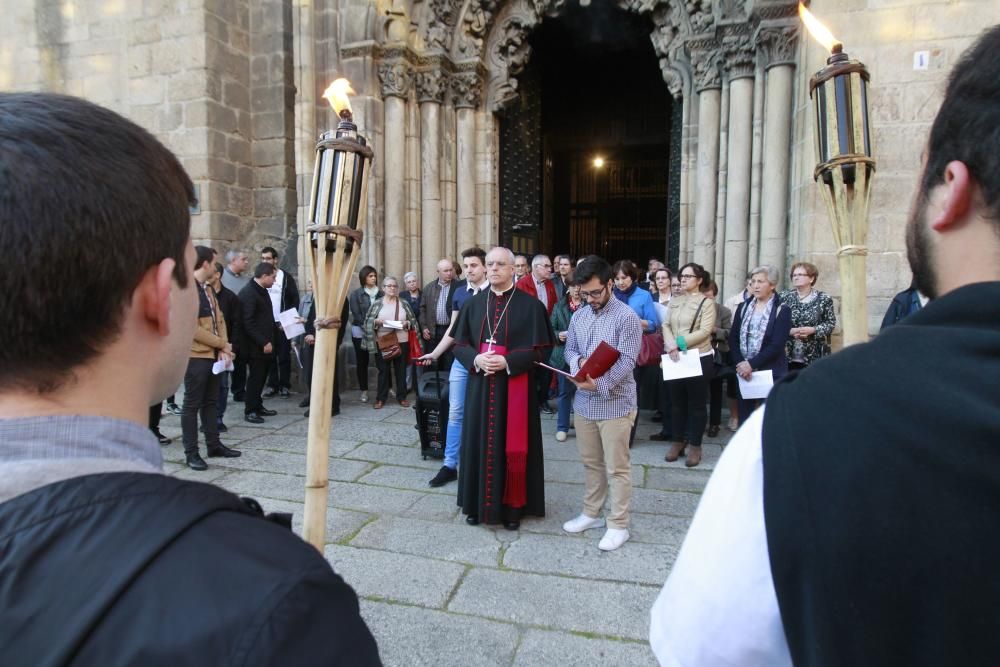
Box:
[728,265,792,425]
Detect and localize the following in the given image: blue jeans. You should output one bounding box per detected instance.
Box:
[444,361,468,470]
[556,374,576,432]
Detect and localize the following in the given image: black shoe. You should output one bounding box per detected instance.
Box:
[207,444,242,458]
[649,432,673,441]
[539,402,554,415]
[332,405,340,417]
[245,413,265,424]
[263,387,278,398]
[233,392,245,403]
[298,396,310,408]
[428,466,458,488]
[279,387,290,398]
[152,429,171,446]
[465,515,479,526]
[185,453,208,471]
[707,425,720,437]
[503,520,520,531]
[216,423,228,433]
[258,407,278,416]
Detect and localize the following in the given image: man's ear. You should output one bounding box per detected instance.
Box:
[930,160,973,232]
[139,258,178,336]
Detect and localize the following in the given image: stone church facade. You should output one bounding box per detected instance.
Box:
[3,0,996,334]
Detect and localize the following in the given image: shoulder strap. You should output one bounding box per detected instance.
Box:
[689,297,708,334]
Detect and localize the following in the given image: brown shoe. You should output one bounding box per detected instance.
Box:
[685,445,702,467]
[665,441,686,462]
[398,399,410,408]
[373,400,384,409]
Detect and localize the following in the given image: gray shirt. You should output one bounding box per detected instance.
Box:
[221,266,250,295]
[0,416,162,504]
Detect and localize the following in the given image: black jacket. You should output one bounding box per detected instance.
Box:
[729,298,792,380]
[0,472,381,666]
[215,283,241,346]
[275,269,300,314]
[239,279,274,357]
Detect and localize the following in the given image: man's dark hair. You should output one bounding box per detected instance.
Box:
[358,265,377,286]
[612,259,640,283]
[0,93,195,392]
[261,246,279,259]
[254,262,277,279]
[214,262,225,276]
[460,246,487,265]
[921,25,1000,222]
[195,245,217,271]
[575,256,613,285]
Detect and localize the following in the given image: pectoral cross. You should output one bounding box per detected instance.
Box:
[485,336,497,353]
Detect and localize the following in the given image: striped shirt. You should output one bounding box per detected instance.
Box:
[564,295,643,420]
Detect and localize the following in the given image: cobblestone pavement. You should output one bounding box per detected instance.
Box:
[157,392,730,666]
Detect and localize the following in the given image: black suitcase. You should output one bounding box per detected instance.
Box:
[414,362,449,460]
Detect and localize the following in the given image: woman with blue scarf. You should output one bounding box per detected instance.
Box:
[612,260,660,445]
[729,265,792,425]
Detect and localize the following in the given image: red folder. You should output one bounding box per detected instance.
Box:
[535,341,621,383]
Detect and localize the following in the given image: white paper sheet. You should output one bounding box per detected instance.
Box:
[278,307,305,338]
[737,370,774,399]
[382,319,405,330]
[661,350,704,381]
[212,357,234,375]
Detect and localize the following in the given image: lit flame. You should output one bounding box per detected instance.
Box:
[322,78,355,116]
[799,2,842,53]
[593,156,605,168]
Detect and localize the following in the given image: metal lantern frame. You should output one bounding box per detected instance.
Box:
[302,114,374,551]
[809,45,876,347]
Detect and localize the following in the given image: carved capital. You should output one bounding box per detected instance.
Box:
[659,59,685,99]
[685,0,715,35]
[756,24,799,70]
[415,68,448,104]
[722,34,755,80]
[378,61,412,99]
[689,44,722,92]
[451,71,483,109]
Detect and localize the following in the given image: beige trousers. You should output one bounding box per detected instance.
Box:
[574,410,636,529]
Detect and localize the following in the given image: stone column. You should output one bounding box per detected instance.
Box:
[747,60,765,271]
[378,60,411,281]
[416,67,447,281]
[714,79,730,279]
[721,36,756,300]
[452,71,483,255]
[757,25,798,278]
[690,45,722,274]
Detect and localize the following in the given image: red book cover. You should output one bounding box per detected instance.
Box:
[536,341,621,382]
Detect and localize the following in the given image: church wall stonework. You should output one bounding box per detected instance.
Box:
[3,0,999,331]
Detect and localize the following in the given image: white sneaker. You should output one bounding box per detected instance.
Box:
[562,514,605,533]
[389,388,395,398]
[598,528,630,551]
[555,430,567,442]
[360,390,368,403]
[727,416,738,431]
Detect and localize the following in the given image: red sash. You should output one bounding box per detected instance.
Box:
[479,342,529,508]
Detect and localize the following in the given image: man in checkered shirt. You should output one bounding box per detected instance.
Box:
[562,255,642,551]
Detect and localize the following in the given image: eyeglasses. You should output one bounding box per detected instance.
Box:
[579,285,608,300]
[791,273,810,278]
[679,274,698,280]
[383,284,398,289]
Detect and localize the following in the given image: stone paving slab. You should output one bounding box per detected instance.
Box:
[517,502,691,550]
[400,492,461,521]
[513,628,656,666]
[201,448,374,482]
[360,600,519,667]
[628,441,724,470]
[279,417,421,444]
[502,532,673,585]
[629,486,702,517]
[645,466,714,493]
[543,459,645,485]
[324,544,466,608]
[345,442,442,469]
[350,515,503,567]
[356,464,459,495]
[253,498,374,544]
[240,435,360,457]
[448,568,660,641]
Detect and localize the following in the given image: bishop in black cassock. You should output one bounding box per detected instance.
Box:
[452,262,554,528]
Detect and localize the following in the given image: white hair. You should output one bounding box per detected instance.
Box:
[531,254,550,267]
[488,247,516,264]
[403,271,418,282]
[750,265,780,286]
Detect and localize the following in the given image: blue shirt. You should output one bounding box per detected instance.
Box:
[452,279,488,315]
[622,288,660,333]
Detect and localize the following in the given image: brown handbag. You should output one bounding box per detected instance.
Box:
[376,301,402,361]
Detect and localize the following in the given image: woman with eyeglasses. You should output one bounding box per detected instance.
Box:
[363,277,419,410]
[661,263,716,467]
[779,262,837,371]
[730,265,792,425]
[612,260,661,444]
